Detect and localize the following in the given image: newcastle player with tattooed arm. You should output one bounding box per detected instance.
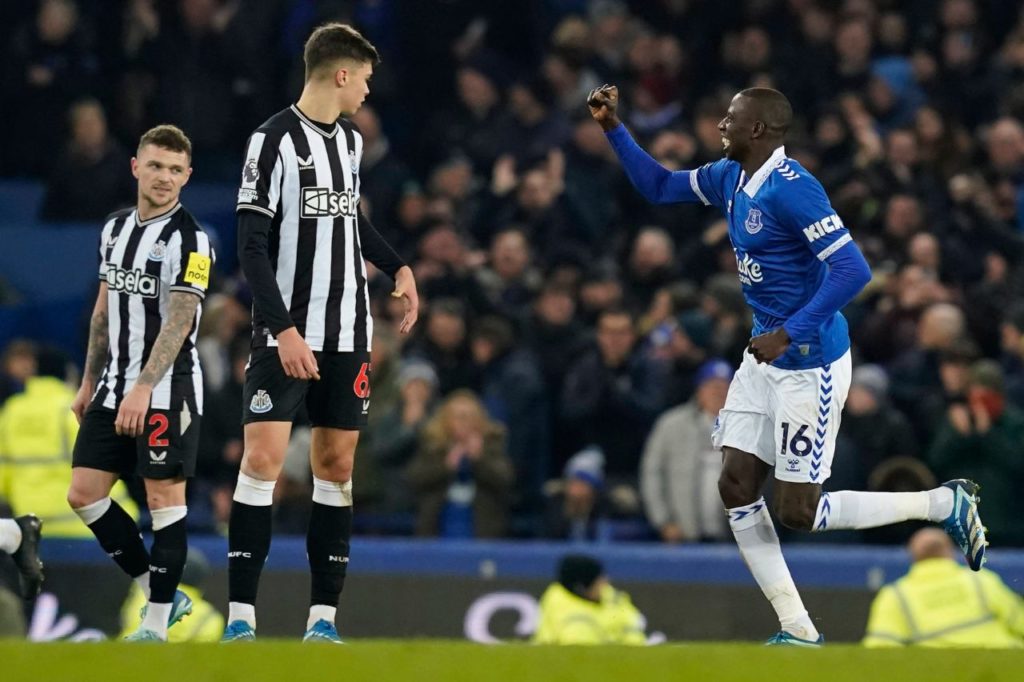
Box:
[66,125,214,642]
[224,23,419,643]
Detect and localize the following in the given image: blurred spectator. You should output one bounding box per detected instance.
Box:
[623,227,679,312]
[5,0,100,177]
[357,360,439,515]
[839,364,919,478]
[196,293,250,392]
[560,308,668,491]
[545,445,606,541]
[196,333,247,529]
[469,316,548,509]
[40,98,134,221]
[0,347,137,537]
[474,228,543,319]
[888,302,968,440]
[407,299,477,395]
[532,554,647,645]
[999,302,1024,408]
[407,389,514,538]
[350,104,415,244]
[640,358,733,544]
[927,359,1024,546]
[863,528,1024,648]
[119,547,224,641]
[0,341,37,406]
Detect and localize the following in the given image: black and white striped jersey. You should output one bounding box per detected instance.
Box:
[236,105,373,353]
[93,203,214,414]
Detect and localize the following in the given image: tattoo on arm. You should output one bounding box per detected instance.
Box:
[137,292,201,388]
[83,308,110,385]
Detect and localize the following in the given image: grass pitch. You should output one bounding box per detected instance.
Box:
[4,640,1022,682]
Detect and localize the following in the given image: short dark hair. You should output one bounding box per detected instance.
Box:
[304,23,380,81]
[738,87,793,136]
[138,124,192,161]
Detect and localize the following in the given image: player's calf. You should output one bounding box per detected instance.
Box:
[773,482,821,531]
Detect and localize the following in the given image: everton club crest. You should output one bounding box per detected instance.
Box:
[745,207,763,234]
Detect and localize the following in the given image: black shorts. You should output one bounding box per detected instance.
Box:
[242,348,372,429]
[71,403,200,479]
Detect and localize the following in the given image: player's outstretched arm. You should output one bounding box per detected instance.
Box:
[115,291,200,437]
[588,84,708,206]
[71,283,110,422]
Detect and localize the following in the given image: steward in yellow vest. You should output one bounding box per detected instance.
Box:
[0,359,137,536]
[864,528,1024,648]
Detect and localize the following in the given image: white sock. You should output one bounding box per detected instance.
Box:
[135,572,151,600]
[73,496,112,525]
[0,519,22,554]
[229,601,256,629]
[307,605,337,630]
[233,472,276,506]
[728,498,819,640]
[140,601,171,639]
[312,477,353,507]
[812,489,950,531]
[927,487,954,520]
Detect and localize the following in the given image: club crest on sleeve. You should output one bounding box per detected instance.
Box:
[745,208,763,234]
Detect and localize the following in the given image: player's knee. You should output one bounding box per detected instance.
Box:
[718,468,753,508]
[316,456,353,483]
[242,447,285,479]
[66,487,96,510]
[774,500,816,531]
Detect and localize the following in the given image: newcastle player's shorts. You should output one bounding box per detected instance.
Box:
[242,348,372,430]
[72,402,200,479]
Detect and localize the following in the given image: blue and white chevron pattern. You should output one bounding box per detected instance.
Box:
[810,363,832,483]
[729,500,765,523]
[815,492,831,530]
[777,162,800,181]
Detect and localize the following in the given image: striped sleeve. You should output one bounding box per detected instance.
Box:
[236,130,284,218]
[168,228,215,299]
[97,216,116,280]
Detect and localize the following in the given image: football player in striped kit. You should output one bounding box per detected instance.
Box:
[224,23,419,643]
[68,124,214,641]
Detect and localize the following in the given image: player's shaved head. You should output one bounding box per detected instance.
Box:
[738,88,793,137]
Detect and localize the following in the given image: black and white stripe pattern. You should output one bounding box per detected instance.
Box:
[94,204,212,413]
[237,106,372,353]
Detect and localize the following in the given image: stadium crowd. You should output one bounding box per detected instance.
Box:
[2,0,1024,546]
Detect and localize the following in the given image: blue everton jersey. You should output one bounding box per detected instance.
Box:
[692,147,851,369]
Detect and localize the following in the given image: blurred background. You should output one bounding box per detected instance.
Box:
[1,0,1024,642]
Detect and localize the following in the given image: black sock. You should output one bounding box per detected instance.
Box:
[87,500,150,579]
[149,517,187,603]
[228,501,273,604]
[307,503,352,607]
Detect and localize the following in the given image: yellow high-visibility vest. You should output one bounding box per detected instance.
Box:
[864,558,1024,648]
[0,377,137,536]
[532,582,647,645]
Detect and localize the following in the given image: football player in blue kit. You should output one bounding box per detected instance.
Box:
[589,84,987,646]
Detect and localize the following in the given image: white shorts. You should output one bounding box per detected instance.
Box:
[711,349,852,483]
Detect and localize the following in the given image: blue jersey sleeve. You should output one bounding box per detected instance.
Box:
[605,124,729,208]
[773,175,852,260]
[771,175,871,342]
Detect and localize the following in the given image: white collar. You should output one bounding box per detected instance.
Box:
[741,146,787,198]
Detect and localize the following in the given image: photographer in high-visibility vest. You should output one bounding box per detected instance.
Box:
[863,528,1024,647]
[532,554,647,645]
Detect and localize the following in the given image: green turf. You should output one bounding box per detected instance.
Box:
[3,640,1022,682]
